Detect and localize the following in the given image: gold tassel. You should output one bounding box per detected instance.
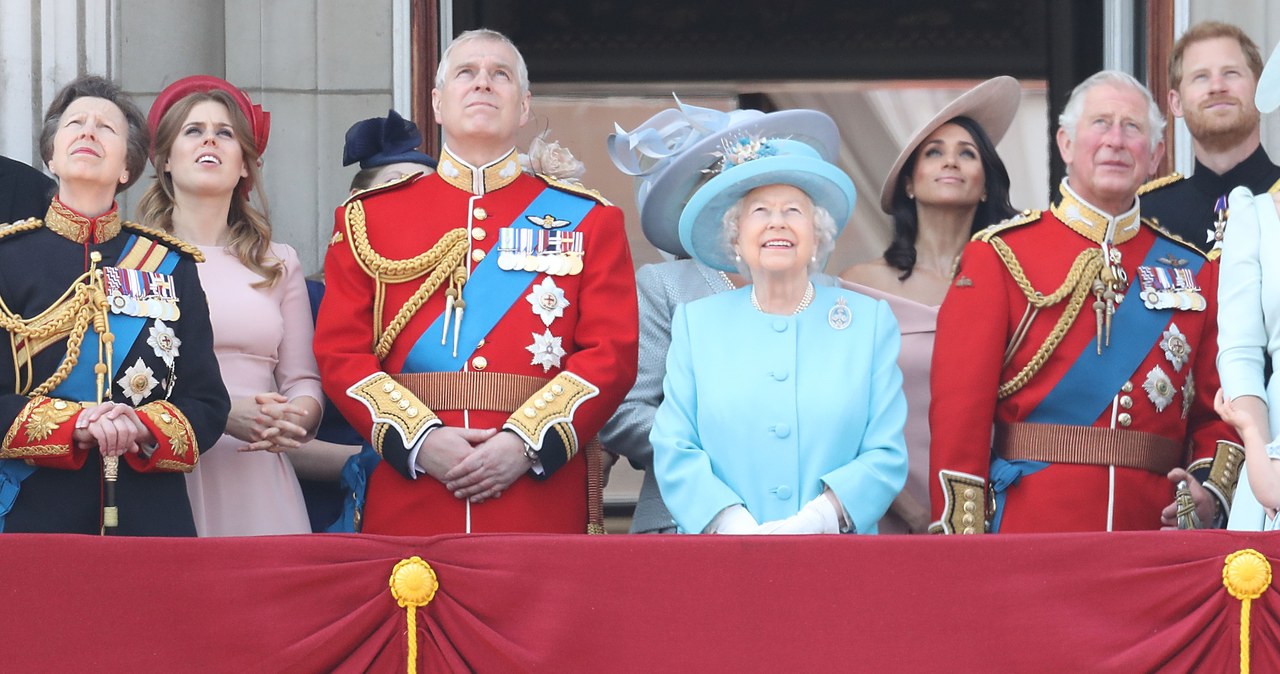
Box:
[389,557,439,674]
[1223,549,1271,674]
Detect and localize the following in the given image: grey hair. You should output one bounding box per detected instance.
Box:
[435,29,530,93]
[1057,70,1165,154]
[720,191,838,279]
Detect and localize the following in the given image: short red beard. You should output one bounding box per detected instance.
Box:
[1184,101,1259,154]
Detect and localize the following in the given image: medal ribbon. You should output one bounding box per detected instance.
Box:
[51,235,181,401]
[402,187,594,373]
[1025,236,1204,426]
[988,237,1204,530]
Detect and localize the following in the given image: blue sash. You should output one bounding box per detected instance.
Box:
[1025,236,1203,425]
[402,187,594,373]
[51,235,181,401]
[989,235,1204,531]
[0,235,181,530]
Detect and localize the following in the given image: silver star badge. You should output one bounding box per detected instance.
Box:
[117,357,159,405]
[146,320,182,367]
[1159,323,1191,373]
[526,277,569,327]
[1143,365,1175,413]
[526,330,566,372]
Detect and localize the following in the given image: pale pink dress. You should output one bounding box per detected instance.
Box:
[841,280,938,534]
[185,242,323,536]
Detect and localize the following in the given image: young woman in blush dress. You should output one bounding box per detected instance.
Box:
[139,76,322,536]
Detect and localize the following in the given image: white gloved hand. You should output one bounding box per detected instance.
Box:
[708,504,760,534]
[760,494,842,534]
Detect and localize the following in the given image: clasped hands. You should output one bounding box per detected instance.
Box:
[715,490,846,535]
[414,426,531,504]
[226,393,314,453]
[72,401,155,457]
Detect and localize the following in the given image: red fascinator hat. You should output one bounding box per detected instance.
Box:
[148,75,271,192]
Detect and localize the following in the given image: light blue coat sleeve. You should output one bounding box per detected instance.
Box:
[820,299,908,532]
[651,302,743,533]
[1217,186,1268,403]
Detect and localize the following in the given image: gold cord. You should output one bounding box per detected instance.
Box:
[987,237,1105,399]
[346,200,472,359]
[0,268,108,396]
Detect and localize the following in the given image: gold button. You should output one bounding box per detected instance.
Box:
[963,527,976,535]
[963,488,976,500]
[472,356,488,371]
[383,382,395,393]
[390,391,402,402]
[472,249,486,262]
[551,384,564,395]
[962,514,975,525]
[963,501,976,513]
[407,408,418,418]
[473,207,488,220]
[471,227,486,241]
[534,399,547,409]
[524,408,536,418]
[53,400,67,410]
[1119,396,1132,409]
[1118,413,1132,427]
[1121,382,1133,393]
[160,413,173,423]
[477,339,486,348]
[542,392,555,402]
[398,399,410,410]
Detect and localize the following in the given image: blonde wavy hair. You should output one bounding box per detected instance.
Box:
[137,90,282,288]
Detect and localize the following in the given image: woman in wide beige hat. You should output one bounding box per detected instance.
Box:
[840,76,1022,533]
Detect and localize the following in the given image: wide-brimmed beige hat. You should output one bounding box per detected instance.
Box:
[878,76,1021,213]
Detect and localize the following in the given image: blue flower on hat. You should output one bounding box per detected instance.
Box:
[342,109,438,170]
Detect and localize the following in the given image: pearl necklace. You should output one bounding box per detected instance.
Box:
[717,270,736,290]
[751,282,815,315]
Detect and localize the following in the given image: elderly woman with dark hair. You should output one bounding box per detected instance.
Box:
[0,75,229,535]
[840,77,1021,533]
[651,123,908,535]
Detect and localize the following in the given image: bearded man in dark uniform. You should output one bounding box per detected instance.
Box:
[1142,21,1280,258]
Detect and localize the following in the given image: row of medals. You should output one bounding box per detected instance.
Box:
[495,228,584,276]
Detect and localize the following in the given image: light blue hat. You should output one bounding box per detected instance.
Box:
[678,137,856,273]
[608,97,840,257]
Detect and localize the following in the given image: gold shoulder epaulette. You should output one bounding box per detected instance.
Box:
[342,171,424,206]
[974,209,1040,242]
[1137,172,1184,196]
[1141,218,1208,260]
[0,218,44,242]
[121,222,205,262]
[538,174,612,207]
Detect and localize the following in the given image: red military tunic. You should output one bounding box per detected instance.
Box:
[929,182,1242,533]
[315,147,638,535]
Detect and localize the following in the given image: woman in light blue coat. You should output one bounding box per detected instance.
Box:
[1216,43,1280,530]
[651,130,908,535]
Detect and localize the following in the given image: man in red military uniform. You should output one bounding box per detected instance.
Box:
[929,70,1242,534]
[315,29,638,535]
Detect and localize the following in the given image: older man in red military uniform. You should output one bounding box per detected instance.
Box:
[315,29,637,535]
[929,71,1242,534]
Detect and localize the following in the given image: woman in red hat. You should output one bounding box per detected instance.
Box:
[139,76,322,536]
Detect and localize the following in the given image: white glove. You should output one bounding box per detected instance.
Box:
[708,504,760,534]
[758,494,842,534]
